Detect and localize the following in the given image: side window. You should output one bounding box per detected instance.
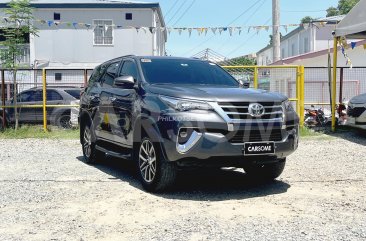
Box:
[47,90,63,101]
[17,91,34,102]
[118,61,138,81]
[101,62,120,87]
[88,65,103,87]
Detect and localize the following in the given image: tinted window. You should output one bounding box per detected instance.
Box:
[101,62,120,87]
[119,61,138,81]
[140,59,239,87]
[64,89,81,99]
[47,90,63,101]
[17,91,34,102]
[88,65,103,86]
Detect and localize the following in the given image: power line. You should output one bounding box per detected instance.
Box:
[226,17,271,57]
[217,0,267,52]
[182,0,264,57]
[282,9,326,12]
[164,0,180,19]
[227,0,264,26]
[166,1,187,25]
[172,0,197,27]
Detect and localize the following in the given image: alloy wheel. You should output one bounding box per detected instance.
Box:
[139,140,157,183]
[83,126,92,158]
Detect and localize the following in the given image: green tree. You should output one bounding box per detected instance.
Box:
[0,0,38,130]
[301,16,314,23]
[326,0,359,17]
[326,7,339,17]
[232,57,256,66]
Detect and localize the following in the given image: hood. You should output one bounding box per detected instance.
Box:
[146,84,287,103]
[350,93,366,104]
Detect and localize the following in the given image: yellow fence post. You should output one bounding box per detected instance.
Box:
[332,37,338,132]
[300,66,305,128]
[42,69,47,132]
[253,66,258,89]
[296,66,301,115]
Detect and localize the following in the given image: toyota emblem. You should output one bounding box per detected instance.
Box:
[248,103,265,117]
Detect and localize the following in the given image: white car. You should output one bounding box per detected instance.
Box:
[70,100,80,128]
[347,93,366,129]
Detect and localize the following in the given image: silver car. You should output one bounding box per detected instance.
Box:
[347,93,366,130]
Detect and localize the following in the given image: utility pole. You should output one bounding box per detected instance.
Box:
[272,0,281,63]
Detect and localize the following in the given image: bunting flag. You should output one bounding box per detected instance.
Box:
[351,42,357,49]
[0,16,339,37]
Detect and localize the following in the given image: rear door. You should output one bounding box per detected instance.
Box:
[98,61,121,141]
[14,90,39,123]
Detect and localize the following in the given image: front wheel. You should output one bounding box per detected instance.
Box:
[137,137,177,192]
[244,159,286,180]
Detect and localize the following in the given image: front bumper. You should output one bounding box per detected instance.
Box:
[157,111,299,164]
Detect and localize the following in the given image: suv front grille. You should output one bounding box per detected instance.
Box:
[218,102,283,121]
[347,106,366,118]
[228,129,283,144]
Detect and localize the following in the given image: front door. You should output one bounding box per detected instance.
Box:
[106,60,139,147]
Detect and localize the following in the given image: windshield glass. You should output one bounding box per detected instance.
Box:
[140,59,239,87]
[64,89,81,99]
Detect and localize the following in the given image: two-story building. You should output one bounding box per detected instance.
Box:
[0,0,167,69]
[256,16,343,66]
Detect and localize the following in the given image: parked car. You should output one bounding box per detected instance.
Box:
[346,93,366,129]
[79,56,299,192]
[0,87,81,129]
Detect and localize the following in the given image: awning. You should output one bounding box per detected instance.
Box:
[334,0,366,38]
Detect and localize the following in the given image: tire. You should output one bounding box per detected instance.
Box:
[244,159,286,180]
[0,116,5,131]
[137,137,177,192]
[81,122,103,164]
[56,114,72,129]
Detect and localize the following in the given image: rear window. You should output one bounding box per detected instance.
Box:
[140,59,239,87]
[64,89,81,99]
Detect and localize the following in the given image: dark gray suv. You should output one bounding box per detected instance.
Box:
[79,56,299,192]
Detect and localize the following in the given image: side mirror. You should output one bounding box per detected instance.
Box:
[239,79,250,89]
[113,76,135,89]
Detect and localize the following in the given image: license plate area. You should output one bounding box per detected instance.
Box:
[244,142,275,155]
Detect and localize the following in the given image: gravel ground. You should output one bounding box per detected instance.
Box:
[0,132,365,241]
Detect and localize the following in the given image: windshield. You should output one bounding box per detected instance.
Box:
[64,89,81,99]
[140,59,239,87]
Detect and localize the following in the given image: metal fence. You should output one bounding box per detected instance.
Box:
[1,66,365,131]
[1,69,93,130]
[223,65,305,126]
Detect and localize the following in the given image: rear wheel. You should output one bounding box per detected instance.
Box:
[81,122,103,164]
[57,114,72,129]
[137,137,177,192]
[244,159,286,180]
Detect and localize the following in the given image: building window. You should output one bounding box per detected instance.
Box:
[93,20,113,45]
[126,13,132,20]
[55,73,62,81]
[281,48,285,59]
[54,13,61,21]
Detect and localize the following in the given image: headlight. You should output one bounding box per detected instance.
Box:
[160,96,213,112]
[283,100,294,112]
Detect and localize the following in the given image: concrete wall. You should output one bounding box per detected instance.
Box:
[30,8,165,67]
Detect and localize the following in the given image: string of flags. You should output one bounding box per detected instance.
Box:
[339,37,354,69]
[0,16,330,36]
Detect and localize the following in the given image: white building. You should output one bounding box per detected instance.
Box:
[256,17,343,66]
[0,0,167,69]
